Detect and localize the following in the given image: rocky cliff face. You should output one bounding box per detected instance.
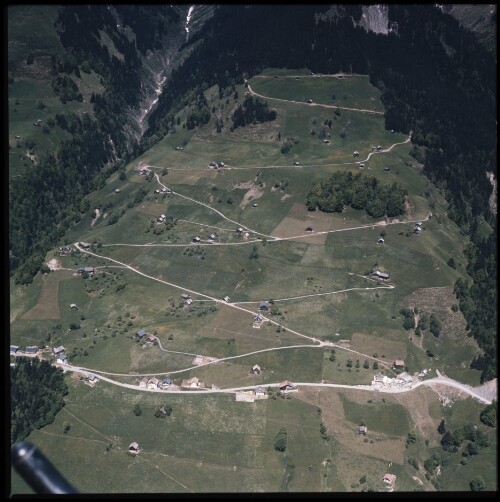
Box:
[358,5,389,35]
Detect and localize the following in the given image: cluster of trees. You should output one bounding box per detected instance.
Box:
[186,91,211,130]
[11,358,68,444]
[51,75,83,103]
[437,418,490,456]
[231,96,277,129]
[274,428,287,452]
[306,171,407,218]
[400,308,415,331]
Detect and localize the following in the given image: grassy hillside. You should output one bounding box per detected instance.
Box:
[10,69,495,494]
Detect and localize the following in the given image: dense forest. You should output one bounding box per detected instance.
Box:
[231,96,277,130]
[9,5,496,381]
[306,172,407,218]
[11,358,68,444]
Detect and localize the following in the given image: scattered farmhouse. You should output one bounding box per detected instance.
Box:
[383,473,396,491]
[306,99,313,103]
[136,329,147,339]
[208,233,216,241]
[393,359,405,369]
[255,386,266,398]
[358,425,367,435]
[252,203,258,207]
[384,166,390,172]
[86,373,99,386]
[128,442,140,454]
[279,380,297,393]
[162,377,172,388]
[10,345,19,354]
[139,377,148,388]
[77,266,95,276]
[353,151,359,157]
[57,353,68,364]
[259,301,269,311]
[372,373,385,384]
[146,335,157,344]
[251,364,261,375]
[377,238,385,244]
[148,377,160,389]
[253,313,264,327]
[157,214,166,223]
[193,236,200,243]
[70,303,78,310]
[182,376,204,388]
[397,372,413,384]
[372,270,390,281]
[53,346,65,356]
[181,293,191,300]
[223,296,230,303]
[294,161,300,166]
[59,246,74,255]
[114,188,120,193]
[78,242,91,249]
[25,346,38,354]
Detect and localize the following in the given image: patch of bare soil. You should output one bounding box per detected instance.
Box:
[91,208,101,227]
[47,258,62,271]
[473,378,497,402]
[404,286,475,348]
[239,184,265,208]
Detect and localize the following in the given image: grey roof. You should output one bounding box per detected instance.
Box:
[137,329,146,337]
[53,346,65,354]
[10,345,19,353]
[163,378,172,384]
[259,301,269,309]
[26,346,38,353]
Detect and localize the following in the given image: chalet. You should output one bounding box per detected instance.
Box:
[306,227,313,232]
[376,146,382,151]
[157,214,166,223]
[79,242,91,249]
[139,168,148,176]
[33,119,42,127]
[128,442,140,453]
[358,425,367,435]
[383,473,396,485]
[251,364,261,374]
[154,189,160,194]
[359,163,365,168]
[255,386,265,397]
[186,377,200,388]
[237,227,243,233]
[57,354,67,364]
[185,298,193,306]
[254,313,264,323]
[59,246,74,254]
[294,161,300,166]
[390,129,395,133]
[193,236,200,243]
[307,99,313,103]
[372,271,390,281]
[397,372,413,384]
[139,377,148,387]
[146,335,157,344]
[15,135,21,139]
[377,238,385,244]
[223,296,230,303]
[252,203,258,207]
[136,329,147,339]
[53,346,65,356]
[148,377,160,389]
[114,189,120,193]
[87,373,98,382]
[77,266,95,275]
[10,345,19,354]
[279,380,296,392]
[219,162,225,167]
[393,359,405,369]
[162,377,172,388]
[181,293,191,300]
[244,232,250,239]
[414,227,421,234]
[294,76,299,80]
[416,221,422,226]
[384,166,390,172]
[159,406,167,416]
[161,188,167,193]
[70,303,78,309]
[259,301,269,311]
[323,139,330,144]
[353,151,360,157]
[208,233,216,241]
[25,346,38,354]
[209,161,217,168]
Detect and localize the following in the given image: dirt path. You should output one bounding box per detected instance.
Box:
[247,83,384,115]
